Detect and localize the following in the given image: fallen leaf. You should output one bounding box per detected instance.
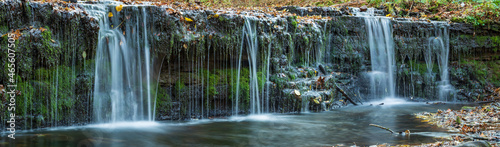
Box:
[185,17,193,22]
[0,85,4,94]
[116,5,123,12]
[108,12,113,17]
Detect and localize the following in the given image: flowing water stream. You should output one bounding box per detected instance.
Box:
[86,3,156,123]
[0,2,469,146]
[10,103,473,146]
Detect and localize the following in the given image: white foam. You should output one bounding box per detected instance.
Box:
[229,114,278,122]
[86,121,161,129]
[368,97,414,105]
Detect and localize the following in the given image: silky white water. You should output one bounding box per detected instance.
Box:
[84,4,155,123]
[364,16,396,99]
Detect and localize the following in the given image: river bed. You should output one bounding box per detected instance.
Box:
[6,101,474,146]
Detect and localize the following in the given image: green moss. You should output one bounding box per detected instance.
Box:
[203,69,220,99]
[175,78,185,93]
[307,69,316,77]
[227,68,250,106]
[0,25,7,34]
[53,66,76,120]
[32,65,76,120]
[475,36,489,46]
[40,28,60,67]
[459,35,472,40]
[408,60,435,75]
[26,1,32,18]
[15,82,35,117]
[218,15,227,22]
[155,87,171,112]
[291,20,298,28]
[461,59,488,84]
[451,17,465,23]
[492,36,500,48]
[257,71,265,91]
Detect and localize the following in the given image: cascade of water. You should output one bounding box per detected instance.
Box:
[143,8,153,121]
[235,17,266,114]
[245,18,261,114]
[265,43,272,113]
[365,17,396,99]
[85,3,155,123]
[431,23,453,101]
[425,38,434,76]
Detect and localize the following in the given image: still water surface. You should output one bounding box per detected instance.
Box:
[6,101,472,146]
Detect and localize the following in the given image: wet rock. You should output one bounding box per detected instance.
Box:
[360,6,368,12]
[318,64,327,75]
[280,55,288,67]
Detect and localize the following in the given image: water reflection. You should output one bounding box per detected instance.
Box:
[7,103,472,146]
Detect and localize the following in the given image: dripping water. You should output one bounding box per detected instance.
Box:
[365,17,396,99]
[84,3,155,123]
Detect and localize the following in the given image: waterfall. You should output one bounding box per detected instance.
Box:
[429,23,454,101]
[84,4,155,123]
[245,17,260,114]
[235,17,269,114]
[365,17,396,99]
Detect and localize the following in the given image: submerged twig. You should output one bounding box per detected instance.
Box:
[369,124,395,134]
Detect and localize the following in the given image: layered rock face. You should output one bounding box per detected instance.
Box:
[0,1,499,129]
[0,1,98,129]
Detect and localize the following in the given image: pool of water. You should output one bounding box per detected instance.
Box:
[3,101,473,146]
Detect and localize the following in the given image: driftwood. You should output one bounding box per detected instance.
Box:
[333,82,357,105]
[318,64,327,75]
[369,124,411,136]
[369,124,395,134]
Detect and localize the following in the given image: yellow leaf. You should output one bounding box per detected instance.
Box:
[108,12,113,17]
[313,99,320,104]
[386,14,392,17]
[185,17,193,22]
[213,14,219,18]
[116,5,123,12]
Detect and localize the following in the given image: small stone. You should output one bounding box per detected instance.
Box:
[360,6,368,12]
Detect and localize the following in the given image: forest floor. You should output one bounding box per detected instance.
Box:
[385,101,500,147]
[27,0,500,26]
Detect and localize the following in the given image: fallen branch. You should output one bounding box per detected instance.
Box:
[369,124,395,134]
[333,82,357,105]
